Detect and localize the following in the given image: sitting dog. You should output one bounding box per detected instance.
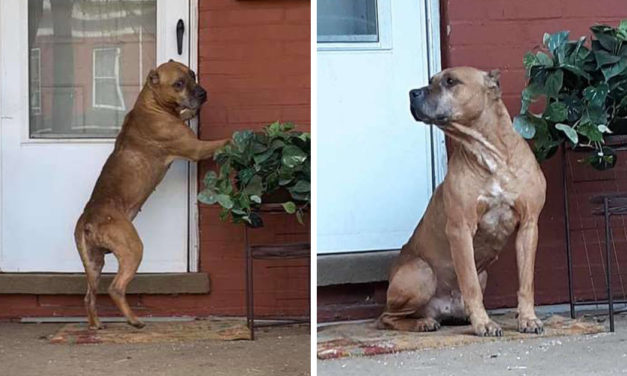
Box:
[376,67,546,337]
[75,60,229,329]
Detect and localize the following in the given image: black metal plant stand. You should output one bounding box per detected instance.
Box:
[563,146,627,332]
[244,204,310,340]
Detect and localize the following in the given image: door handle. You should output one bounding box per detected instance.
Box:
[176,19,185,55]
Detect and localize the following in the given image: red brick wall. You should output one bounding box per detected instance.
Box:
[441,0,627,308]
[0,0,310,320]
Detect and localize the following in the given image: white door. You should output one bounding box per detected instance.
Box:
[0,0,192,272]
[317,0,439,253]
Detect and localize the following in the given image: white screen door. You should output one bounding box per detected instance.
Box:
[0,0,191,272]
[317,0,435,254]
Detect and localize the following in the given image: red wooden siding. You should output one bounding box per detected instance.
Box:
[196,0,310,318]
[442,0,627,308]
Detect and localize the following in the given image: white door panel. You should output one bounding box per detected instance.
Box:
[0,0,190,272]
[317,0,433,253]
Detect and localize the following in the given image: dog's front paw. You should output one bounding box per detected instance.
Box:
[518,316,544,334]
[88,323,105,330]
[414,318,441,332]
[473,319,503,337]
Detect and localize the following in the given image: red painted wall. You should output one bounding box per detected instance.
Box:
[0,0,310,320]
[196,0,310,317]
[441,0,627,309]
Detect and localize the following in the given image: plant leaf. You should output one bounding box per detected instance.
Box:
[582,147,617,170]
[544,101,568,122]
[591,25,619,52]
[545,31,570,55]
[253,148,274,165]
[282,201,297,214]
[536,51,554,67]
[198,189,218,205]
[583,82,610,107]
[560,63,592,80]
[520,83,544,114]
[619,20,627,40]
[523,51,537,71]
[203,171,218,189]
[216,194,234,209]
[289,180,310,193]
[601,58,627,81]
[577,122,604,142]
[281,145,307,168]
[242,175,263,197]
[247,212,264,228]
[513,114,537,139]
[555,123,579,144]
[593,49,622,68]
[544,70,564,98]
[296,209,304,225]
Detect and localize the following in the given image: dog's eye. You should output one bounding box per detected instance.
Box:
[173,80,185,90]
[445,77,457,87]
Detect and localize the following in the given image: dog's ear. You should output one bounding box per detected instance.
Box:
[148,69,159,86]
[485,69,501,98]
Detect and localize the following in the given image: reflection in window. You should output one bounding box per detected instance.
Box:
[93,48,125,111]
[30,48,42,116]
[28,0,156,139]
[318,0,378,43]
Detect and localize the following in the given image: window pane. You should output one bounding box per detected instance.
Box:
[94,49,117,78]
[317,0,378,43]
[29,49,41,113]
[94,78,123,109]
[28,0,156,139]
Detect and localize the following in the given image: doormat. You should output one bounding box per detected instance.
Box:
[50,317,251,344]
[317,314,605,359]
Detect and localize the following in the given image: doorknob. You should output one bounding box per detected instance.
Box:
[176,19,185,55]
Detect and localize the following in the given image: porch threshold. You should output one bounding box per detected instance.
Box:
[0,273,210,295]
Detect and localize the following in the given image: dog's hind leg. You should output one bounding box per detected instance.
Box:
[76,222,106,330]
[376,255,439,332]
[97,216,145,328]
[84,249,105,329]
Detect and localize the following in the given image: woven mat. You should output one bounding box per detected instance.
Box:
[50,317,251,345]
[317,314,605,359]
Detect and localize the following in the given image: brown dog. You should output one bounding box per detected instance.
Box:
[376,67,546,337]
[75,60,228,329]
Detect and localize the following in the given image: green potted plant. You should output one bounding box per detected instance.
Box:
[514,20,627,170]
[198,122,310,228]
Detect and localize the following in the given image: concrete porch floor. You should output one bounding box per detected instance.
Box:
[0,322,310,376]
[318,313,627,376]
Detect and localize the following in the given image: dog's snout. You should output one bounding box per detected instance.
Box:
[195,86,208,101]
[410,88,427,100]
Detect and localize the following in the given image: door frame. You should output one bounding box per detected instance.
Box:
[187,0,200,272]
[425,0,447,188]
[0,0,200,273]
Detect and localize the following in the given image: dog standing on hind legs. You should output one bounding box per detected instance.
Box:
[376,67,546,337]
[75,60,229,330]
